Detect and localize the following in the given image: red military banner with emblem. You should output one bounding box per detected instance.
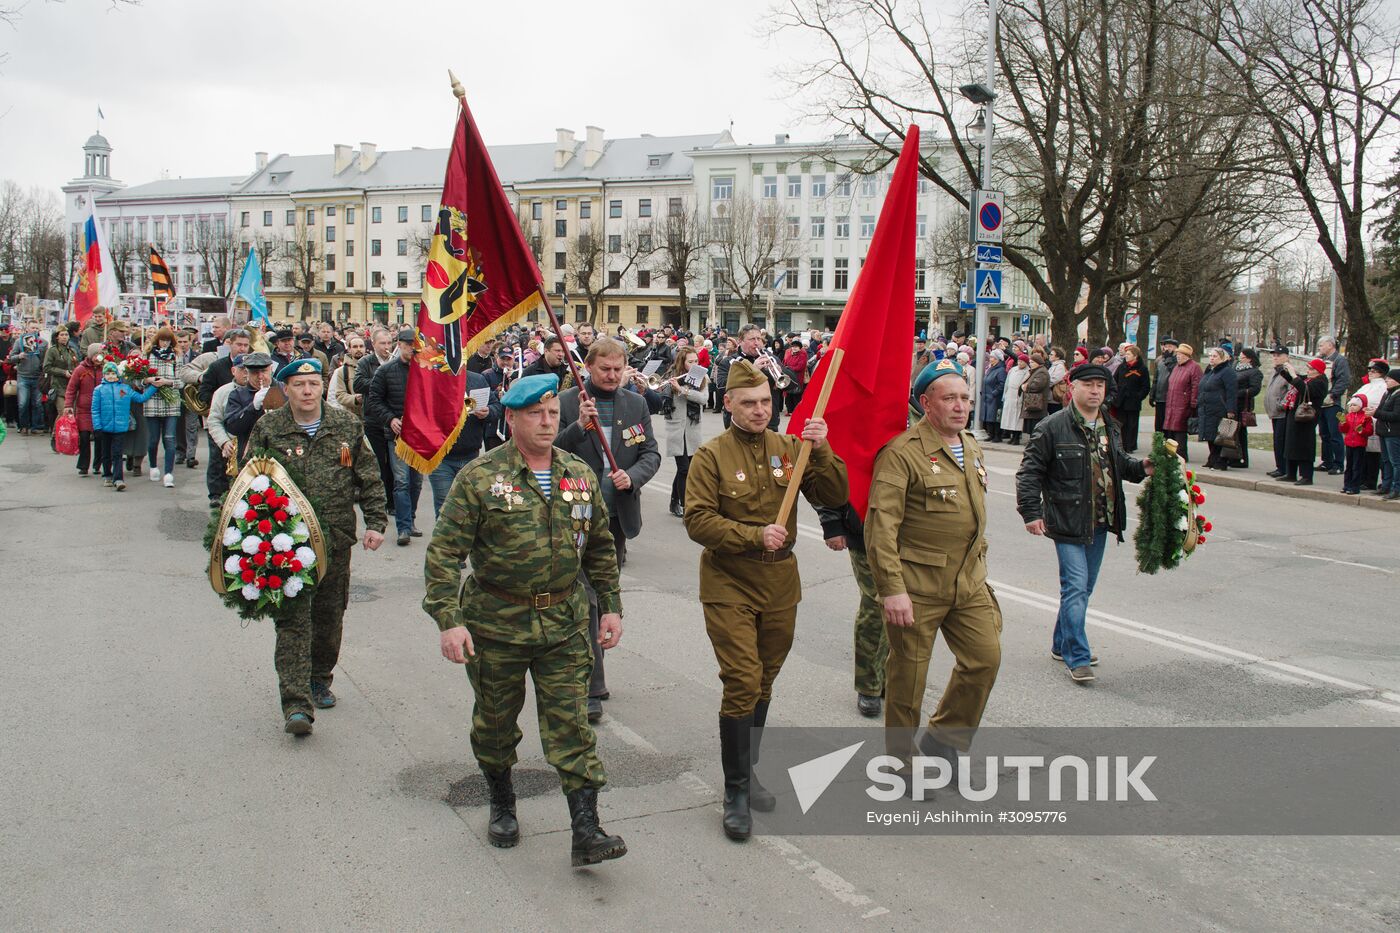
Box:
[396,85,545,473]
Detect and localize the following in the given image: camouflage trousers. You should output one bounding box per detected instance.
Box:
[464,629,606,793]
[273,546,352,719]
[849,547,889,697]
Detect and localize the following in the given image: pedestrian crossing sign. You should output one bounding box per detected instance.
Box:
[974,269,1002,304]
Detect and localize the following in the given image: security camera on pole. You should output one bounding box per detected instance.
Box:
[960,0,999,439]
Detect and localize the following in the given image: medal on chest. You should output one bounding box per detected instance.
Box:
[929,455,942,475]
[770,454,784,479]
[561,477,574,502]
[975,457,988,491]
[735,470,746,482]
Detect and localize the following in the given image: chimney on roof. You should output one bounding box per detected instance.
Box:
[774,133,790,145]
[358,142,378,172]
[333,143,353,174]
[555,128,576,170]
[583,125,605,169]
[255,151,268,172]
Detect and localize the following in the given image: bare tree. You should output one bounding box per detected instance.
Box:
[105,229,139,294]
[1197,0,1400,380]
[283,222,323,321]
[773,0,1251,346]
[655,201,707,331]
[193,218,242,301]
[568,223,656,325]
[0,182,68,298]
[708,194,793,322]
[926,216,972,309]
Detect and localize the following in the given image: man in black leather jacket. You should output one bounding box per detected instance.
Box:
[1015,364,1151,684]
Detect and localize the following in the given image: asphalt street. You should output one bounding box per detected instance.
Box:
[2,409,1397,932]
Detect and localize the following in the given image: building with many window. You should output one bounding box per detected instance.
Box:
[61,126,1045,336]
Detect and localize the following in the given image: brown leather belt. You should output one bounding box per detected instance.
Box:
[479,579,577,609]
[738,548,794,563]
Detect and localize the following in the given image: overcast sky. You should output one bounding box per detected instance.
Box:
[1,0,844,197]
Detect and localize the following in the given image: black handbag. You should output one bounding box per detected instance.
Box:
[1294,400,1316,423]
[1187,416,1199,435]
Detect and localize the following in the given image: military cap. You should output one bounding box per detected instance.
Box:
[913,357,964,396]
[397,327,416,343]
[1160,335,1180,348]
[501,373,558,409]
[275,357,323,382]
[241,351,275,370]
[270,329,293,343]
[1070,363,1112,383]
[724,359,768,392]
[296,332,315,342]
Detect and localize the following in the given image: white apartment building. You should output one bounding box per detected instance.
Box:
[686,132,1044,338]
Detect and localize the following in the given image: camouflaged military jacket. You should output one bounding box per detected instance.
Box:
[422,442,623,646]
[245,403,388,553]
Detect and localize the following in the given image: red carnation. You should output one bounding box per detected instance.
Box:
[1194,494,1205,505]
[1198,535,1207,544]
[1203,521,1213,532]
[257,519,272,534]
[239,557,251,570]
[249,493,263,506]
[258,541,272,553]
[290,560,303,572]
[273,510,288,522]
[244,509,258,521]
[268,575,283,589]
[253,554,267,567]
[256,576,268,588]
[1190,485,1201,494]
[240,569,255,583]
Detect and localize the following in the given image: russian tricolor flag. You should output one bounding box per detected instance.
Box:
[70,197,119,325]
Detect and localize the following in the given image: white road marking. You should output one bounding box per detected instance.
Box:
[1297,554,1393,574]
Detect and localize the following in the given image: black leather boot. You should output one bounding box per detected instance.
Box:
[749,700,775,812]
[566,787,627,867]
[483,768,519,848]
[719,714,753,840]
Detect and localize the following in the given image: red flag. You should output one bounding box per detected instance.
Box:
[72,211,104,326]
[787,126,919,518]
[397,98,545,472]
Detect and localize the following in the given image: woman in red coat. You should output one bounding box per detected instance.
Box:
[1162,342,1203,461]
[63,344,104,476]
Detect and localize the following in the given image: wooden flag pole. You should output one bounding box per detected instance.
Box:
[774,348,844,529]
[538,285,619,473]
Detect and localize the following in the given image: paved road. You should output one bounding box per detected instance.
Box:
[1,411,1397,932]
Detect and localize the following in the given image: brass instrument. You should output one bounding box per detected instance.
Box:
[757,350,793,390]
[618,327,648,350]
[464,395,478,414]
[263,383,287,411]
[181,382,210,416]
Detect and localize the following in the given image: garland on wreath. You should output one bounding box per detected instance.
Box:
[203,450,330,622]
[1133,432,1212,574]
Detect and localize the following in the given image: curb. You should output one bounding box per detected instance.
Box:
[982,440,1400,513]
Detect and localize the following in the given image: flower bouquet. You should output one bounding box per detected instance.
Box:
[1134,433,1213,574]
[108,350,180,406]
[205,455,328,621]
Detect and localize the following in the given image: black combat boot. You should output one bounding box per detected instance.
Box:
[719,714,753,840]
[565,787,627,867]
[483,768,520,848]
[749,700,775,812]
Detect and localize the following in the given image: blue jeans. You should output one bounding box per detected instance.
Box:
[147,414,179,475]
[1052,528,1108,670]
[16,377,44,431]
[1381,436,1400,494]
[428,452,478,517]
[1318,405,1343,468]
[387,438,424,535]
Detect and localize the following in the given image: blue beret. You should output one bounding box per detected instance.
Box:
[275,357,323,382]
[914,358,965,396]
[501,373,559,410]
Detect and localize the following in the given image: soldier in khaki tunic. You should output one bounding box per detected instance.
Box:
[423,373,627,868]
[865,358,1002,772]
[684,360,848,841]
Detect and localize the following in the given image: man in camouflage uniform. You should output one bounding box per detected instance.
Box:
[245,358,387,735]
[423,373,628,868]
[684,359,848,841]
[817,502,888,718]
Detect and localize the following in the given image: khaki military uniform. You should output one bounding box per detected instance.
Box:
[246,404,388,720]
[423,441,621,793]
[864,419,1002,751]
[684,425,848,716]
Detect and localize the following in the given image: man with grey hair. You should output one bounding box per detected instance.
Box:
[1316,336,1350,475]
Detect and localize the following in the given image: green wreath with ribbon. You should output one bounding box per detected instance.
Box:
[1134,433,1212,574]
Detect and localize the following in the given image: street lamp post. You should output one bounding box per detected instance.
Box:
[960,0,998,436]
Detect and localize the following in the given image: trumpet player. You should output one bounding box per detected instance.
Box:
[720,324,785,431]
[656,346,708,518]
[427,368,502,518]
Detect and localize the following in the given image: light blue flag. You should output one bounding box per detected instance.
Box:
[235,245,271,324]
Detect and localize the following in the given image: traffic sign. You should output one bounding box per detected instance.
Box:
[1020,312,1031,330]
[969,190,1004,244]
[975,244,1003,264]
[974,269,1002,304]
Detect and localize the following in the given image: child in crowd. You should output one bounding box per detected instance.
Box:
[1339,396,1374,495]
[90,362,156,492]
